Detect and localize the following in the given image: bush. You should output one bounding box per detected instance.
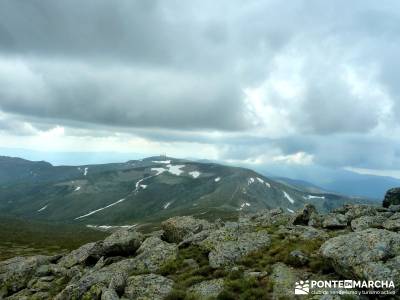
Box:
[218,276,270,300]
[165,289,187,300]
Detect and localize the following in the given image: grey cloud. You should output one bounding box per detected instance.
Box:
[0,0,172,64]
[1,0,400,173]
[0,61,246,130]
[0,113,38,136]
[1,0,397,133]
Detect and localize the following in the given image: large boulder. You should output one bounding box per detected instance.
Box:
[199,222,270,268]
[188,278,224,299]
[0,255,51,297]
[292,204,317,225]
[178,230,212,248]
[389,205,400,213]
[162,216,211,243]
[344,205,381,221]
[383,212,400,232]
[58,229,144,268]
[249,208,292,227]
[277,225,329,241]
[58,242,97,268]
[322,213,348,229]
[320,229,400,290]
[52,237,176,299]
[270,263,299,300]
[99,227,144,257]
[350,215,386,231]
[55,258,133,299]
[383,187,400,208]
[132,236,178,273]
[124,274,173,300]
[101,288,119,300]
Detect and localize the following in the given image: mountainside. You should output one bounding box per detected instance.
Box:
[1,202,399,299]
[0,156,372,227]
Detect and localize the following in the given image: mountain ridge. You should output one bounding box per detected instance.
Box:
[0,155,374,227]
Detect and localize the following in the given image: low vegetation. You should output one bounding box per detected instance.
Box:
[0,216,107,261]
[158,225,334,299]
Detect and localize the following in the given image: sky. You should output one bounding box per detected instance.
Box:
[1,0,400,180]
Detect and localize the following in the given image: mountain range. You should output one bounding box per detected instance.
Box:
[0,156,374,228]
[2,148,399,199]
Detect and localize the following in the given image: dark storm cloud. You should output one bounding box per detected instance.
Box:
[0,0,251,130]
[1,0,400,172]
[0,0,172,63]
[0,0,398,132]
[0,61,245,130]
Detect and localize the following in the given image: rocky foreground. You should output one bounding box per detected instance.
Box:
[1,190,400,299]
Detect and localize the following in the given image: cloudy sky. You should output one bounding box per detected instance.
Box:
[0,0,400,179]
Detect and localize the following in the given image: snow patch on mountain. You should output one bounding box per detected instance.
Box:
[134,167,169,193]
[75,198,125,220]
[287,208,294,213]
[304,195,325,200]
[215,177,221,182]
[74,186,81,192]
[238,202,251,211]
[248,178,255,185]
[166,164,185,176]
[189,171,201,178]
[152,160,171,164]
[257,177,271,188]
[135,177,147,192]
[37,205,47,212]
[84,167,88,176]
[86,224,137,230]
[164,202,171,209]
[283,191,295,204]
[151,168,166,175]
[151,165,186,176]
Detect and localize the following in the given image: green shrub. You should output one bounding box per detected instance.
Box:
[237,233,327,274]
[165,289,187,300]
[218,276,270,300]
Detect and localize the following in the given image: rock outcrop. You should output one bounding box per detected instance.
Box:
[188,278,224,299]
[162,216,211,243]
[321,229,400,290]
[199,222,271,268]
[270,263,300,300]
[1,189,400,299]
[383,212,400,232]
[58,227,144,269]
[0,255,52,298]
[383,187,400,208]
[124,274,173,300]
[132,236,178,273]
[322,213,348,229]
[291,204,317,225]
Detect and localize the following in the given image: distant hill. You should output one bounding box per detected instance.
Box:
[318,173,400,200]
[255,164,400,200]
[0,156,373,226]
[272,177,328,193]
